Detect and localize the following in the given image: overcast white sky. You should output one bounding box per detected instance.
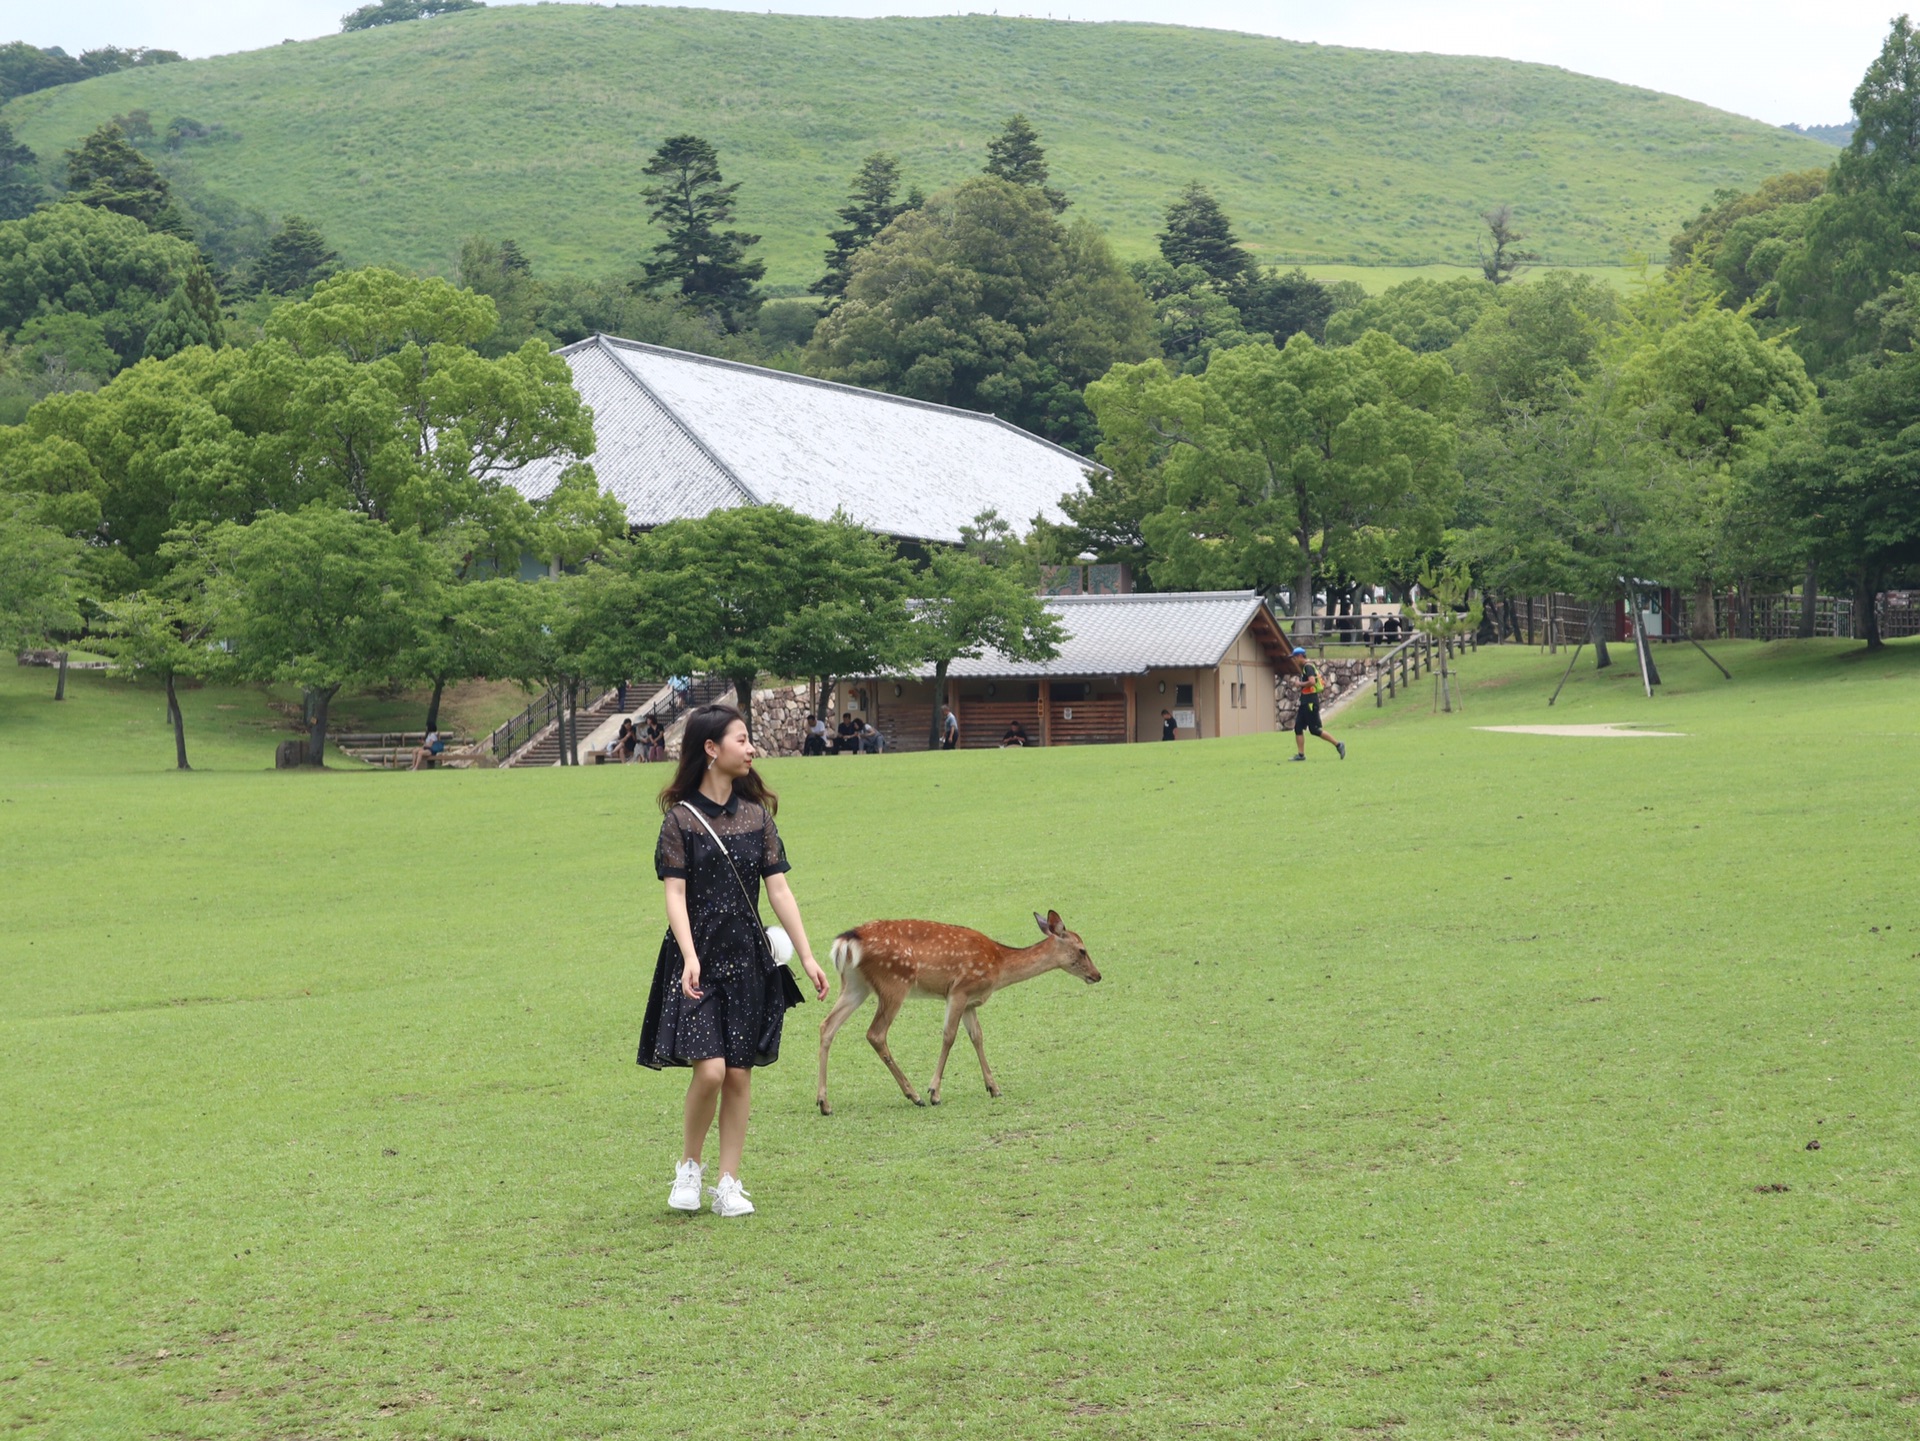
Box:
[8,1,1894,127]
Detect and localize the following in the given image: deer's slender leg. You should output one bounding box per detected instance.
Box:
[962,1005,1000,1098]
[816,972,871,1116]
[865,987,922,1106]
[929,990,969,1105]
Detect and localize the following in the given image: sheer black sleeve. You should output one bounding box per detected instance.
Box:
[655,811,689,880]
[761,808,790,876]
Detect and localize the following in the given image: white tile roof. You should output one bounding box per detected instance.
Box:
[931,590,1285,678]
[502,335,1101,544]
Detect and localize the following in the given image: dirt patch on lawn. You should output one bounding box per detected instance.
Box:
[1473,723,1687,737]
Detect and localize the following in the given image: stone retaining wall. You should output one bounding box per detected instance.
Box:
[1277,657,1375,728]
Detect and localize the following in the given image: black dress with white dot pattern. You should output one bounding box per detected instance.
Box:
[637,790,803,1070]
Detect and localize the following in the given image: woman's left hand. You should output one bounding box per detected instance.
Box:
[802,956,829,1000]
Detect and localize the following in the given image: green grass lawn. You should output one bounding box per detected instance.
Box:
[3,639,1917,1437]
[1,7,1828,286]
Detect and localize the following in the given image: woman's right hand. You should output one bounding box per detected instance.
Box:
[681,956,703,1000]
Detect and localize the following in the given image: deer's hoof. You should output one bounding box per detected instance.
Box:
[817,1099,832,1116]
[987,1086,1002,1099]
[909,1093,925,1107]
[928,1091,941,1106]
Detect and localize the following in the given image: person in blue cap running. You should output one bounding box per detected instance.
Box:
[1288,647,1345,762]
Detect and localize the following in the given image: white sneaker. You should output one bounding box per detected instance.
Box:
[710,1173,755,1218]
[667,1159,703,1212]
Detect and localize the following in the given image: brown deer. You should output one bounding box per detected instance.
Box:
[816,909,1100,1115]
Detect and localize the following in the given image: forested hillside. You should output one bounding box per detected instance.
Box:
[0,5,1827,286]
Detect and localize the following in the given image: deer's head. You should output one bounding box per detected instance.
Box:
[1036,909,1100,983]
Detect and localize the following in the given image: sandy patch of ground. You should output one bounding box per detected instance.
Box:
[1474,723,1687,738]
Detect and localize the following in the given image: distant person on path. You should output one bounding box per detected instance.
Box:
[640,704,829,1218]
[1161,708,1177,741]
[1288,648,1345,762]
[407,729,446,770]
[940,705,960,750]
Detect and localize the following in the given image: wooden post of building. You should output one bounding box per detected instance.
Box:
[1122,675,1137,742]
[1039,684,1051,748]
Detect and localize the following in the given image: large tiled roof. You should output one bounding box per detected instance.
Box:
[932,590,1289,678]
[501,335,1100,544]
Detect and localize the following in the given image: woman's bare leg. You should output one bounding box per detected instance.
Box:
[682,1057,724,1163]
[716,1067,752,1177]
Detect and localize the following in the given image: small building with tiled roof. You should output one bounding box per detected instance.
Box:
[830,590,1301,750]
[502,334,1101,545]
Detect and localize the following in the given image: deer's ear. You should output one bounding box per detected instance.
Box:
[1046,908,1064,934]
[1034,911,1051,937]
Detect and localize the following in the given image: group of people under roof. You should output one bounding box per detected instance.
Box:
[803,712,887,755]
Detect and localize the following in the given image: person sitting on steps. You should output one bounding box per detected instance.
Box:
[408,729,447,770]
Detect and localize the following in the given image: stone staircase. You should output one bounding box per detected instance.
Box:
[504,685,631,767]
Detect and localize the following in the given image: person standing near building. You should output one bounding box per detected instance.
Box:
[639,704,829,1218]
[1288,647,1346,762]
[940,704,960,750]
[1161,708,1177,741]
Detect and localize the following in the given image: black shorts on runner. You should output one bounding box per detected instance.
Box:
[1294,700,1322,736]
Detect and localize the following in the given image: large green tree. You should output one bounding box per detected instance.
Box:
[0,122,42,222]
[640,134,765,330]
[93,585,216,770]
[1157,182,1250,284]
[1084,331,1462,630]
[1775,17,1920,373]
[63,123,190,238]
[248,214,340,296]
[805,176,1155,448]
[811,153,918,305]
[0,493,83,655]
[189,505,442,763]
[1323,275,1501,352]
[0,204,221,376]
[627,505,914,737]
[983,114,1067,212]
[910,540,1062,747]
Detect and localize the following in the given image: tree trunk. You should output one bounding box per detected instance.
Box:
[1692,581,1716,640]
[815,676,834,722]
[54,651,68,701]
[1632,590,1661,687]
[1799,561,1818,639]
[1588,600,1612,670]
[927,659,950,750]
[306,685,338,765]
[565,681,579,764]
[164,672,191,770]
[1859,570,1884,650]
[1292,556,1315,639]
[424,674,447,734]
[729,670,758,739]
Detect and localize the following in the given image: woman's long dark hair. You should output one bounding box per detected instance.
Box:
[657,703,778,815]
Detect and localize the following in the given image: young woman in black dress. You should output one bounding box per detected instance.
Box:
[639,704,829,1217]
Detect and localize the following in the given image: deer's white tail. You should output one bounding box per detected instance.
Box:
[831,934,863,974]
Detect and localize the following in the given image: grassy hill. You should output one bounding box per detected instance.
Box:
[5,638,1918,1434]
[1,6,1831,289]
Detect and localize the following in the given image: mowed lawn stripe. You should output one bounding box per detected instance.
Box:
[2,640,1916,1437]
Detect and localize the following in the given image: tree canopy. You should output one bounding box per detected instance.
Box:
[640,134,765,330]
[806,176,1154,448]
[811,152,918,305]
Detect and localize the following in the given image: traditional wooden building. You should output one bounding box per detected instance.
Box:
[501,334,1100,544]
[833,590,1299,750]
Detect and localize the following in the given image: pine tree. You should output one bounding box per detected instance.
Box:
[984,114,1067,212]
[640,134,765,329]
[1157,181,1251,284]
[63,122,190,236]
[811,152,917,303]
[142,266,223,359]
[0,121,40,221]
[249,214,340,295]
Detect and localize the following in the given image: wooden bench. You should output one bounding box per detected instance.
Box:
[335,732,475,769]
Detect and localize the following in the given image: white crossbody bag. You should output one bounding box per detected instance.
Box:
[676,800,796,964]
